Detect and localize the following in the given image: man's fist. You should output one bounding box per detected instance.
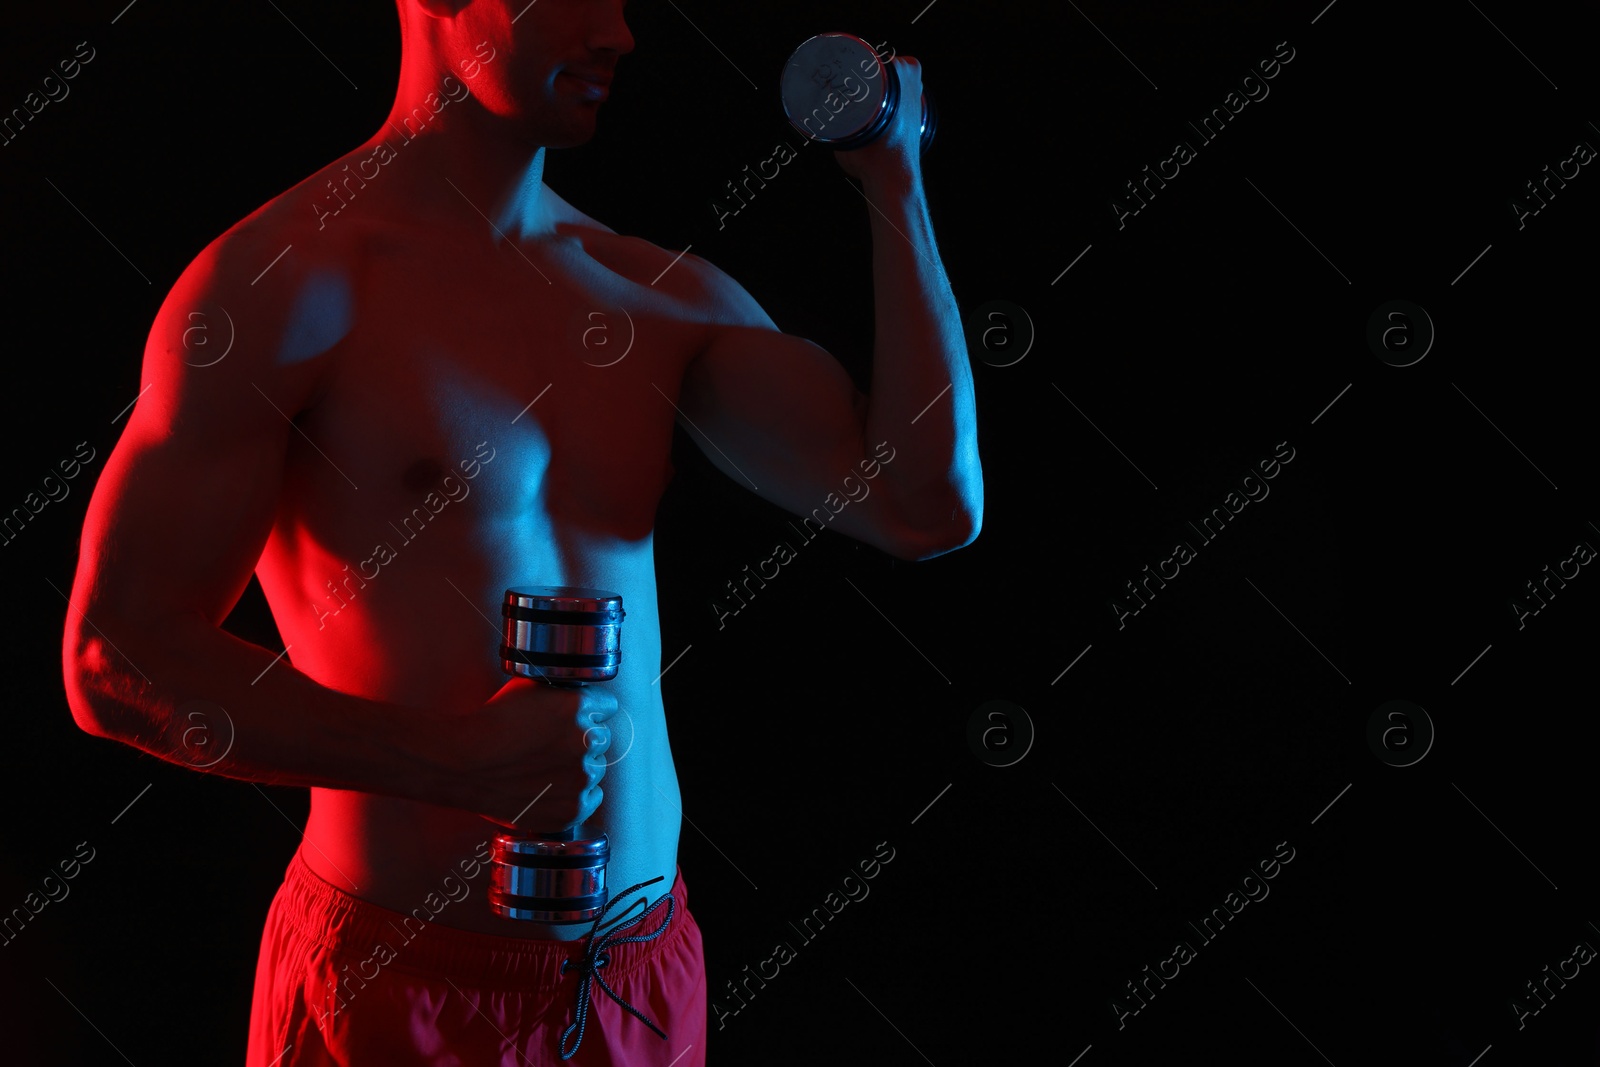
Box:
[447,676,618,831]
[835,56,925,186]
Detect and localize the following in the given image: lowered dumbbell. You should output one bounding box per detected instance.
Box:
[488,586,624,924]
[780,32,937,154]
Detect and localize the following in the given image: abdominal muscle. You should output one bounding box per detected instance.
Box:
[299,688,683,941]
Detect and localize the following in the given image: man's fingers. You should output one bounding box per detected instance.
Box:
[583,692,620,723]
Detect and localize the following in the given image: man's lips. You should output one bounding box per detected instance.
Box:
[559,71,612,99]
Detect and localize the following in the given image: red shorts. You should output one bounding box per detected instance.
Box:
[245,848,706,1066]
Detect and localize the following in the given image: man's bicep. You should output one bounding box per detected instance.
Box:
[70,245,321,635]
[675,254,870,500]
[678,324,868,505]
[76,409,292,632]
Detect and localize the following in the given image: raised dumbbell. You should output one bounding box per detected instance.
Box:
[780,32,937,154]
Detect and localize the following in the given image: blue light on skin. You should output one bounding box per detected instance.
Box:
[275,269,354,365]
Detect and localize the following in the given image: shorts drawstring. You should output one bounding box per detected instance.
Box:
[558,876,675,1059]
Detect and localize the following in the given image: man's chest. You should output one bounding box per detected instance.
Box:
[292,231,711,541]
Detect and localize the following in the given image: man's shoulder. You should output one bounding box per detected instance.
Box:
[144,167,366,398]
[542,187,759,323]
[674,250,774,331]
[152,159,379,371]
[182,173,356,293]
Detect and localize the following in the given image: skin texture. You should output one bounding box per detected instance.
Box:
[62,0,981,942]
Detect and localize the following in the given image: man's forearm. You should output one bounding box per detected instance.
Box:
[858,170,982,549]
[66,612,457,806]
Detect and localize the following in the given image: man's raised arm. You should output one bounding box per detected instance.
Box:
[675,56,982,562]
[846,57,981,558]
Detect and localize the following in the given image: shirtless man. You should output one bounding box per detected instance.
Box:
[61,0,981,1062]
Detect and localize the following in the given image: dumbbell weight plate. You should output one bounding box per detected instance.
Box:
[500,586,624,684]
[780,32,935,154]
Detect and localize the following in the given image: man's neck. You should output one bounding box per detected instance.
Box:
[367,106,563,243]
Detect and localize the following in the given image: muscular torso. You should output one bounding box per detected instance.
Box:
[250,147,712,939]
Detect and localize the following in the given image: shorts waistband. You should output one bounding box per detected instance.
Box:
[273,847,688,992]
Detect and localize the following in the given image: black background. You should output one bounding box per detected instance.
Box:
[2,1,1597,1063]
